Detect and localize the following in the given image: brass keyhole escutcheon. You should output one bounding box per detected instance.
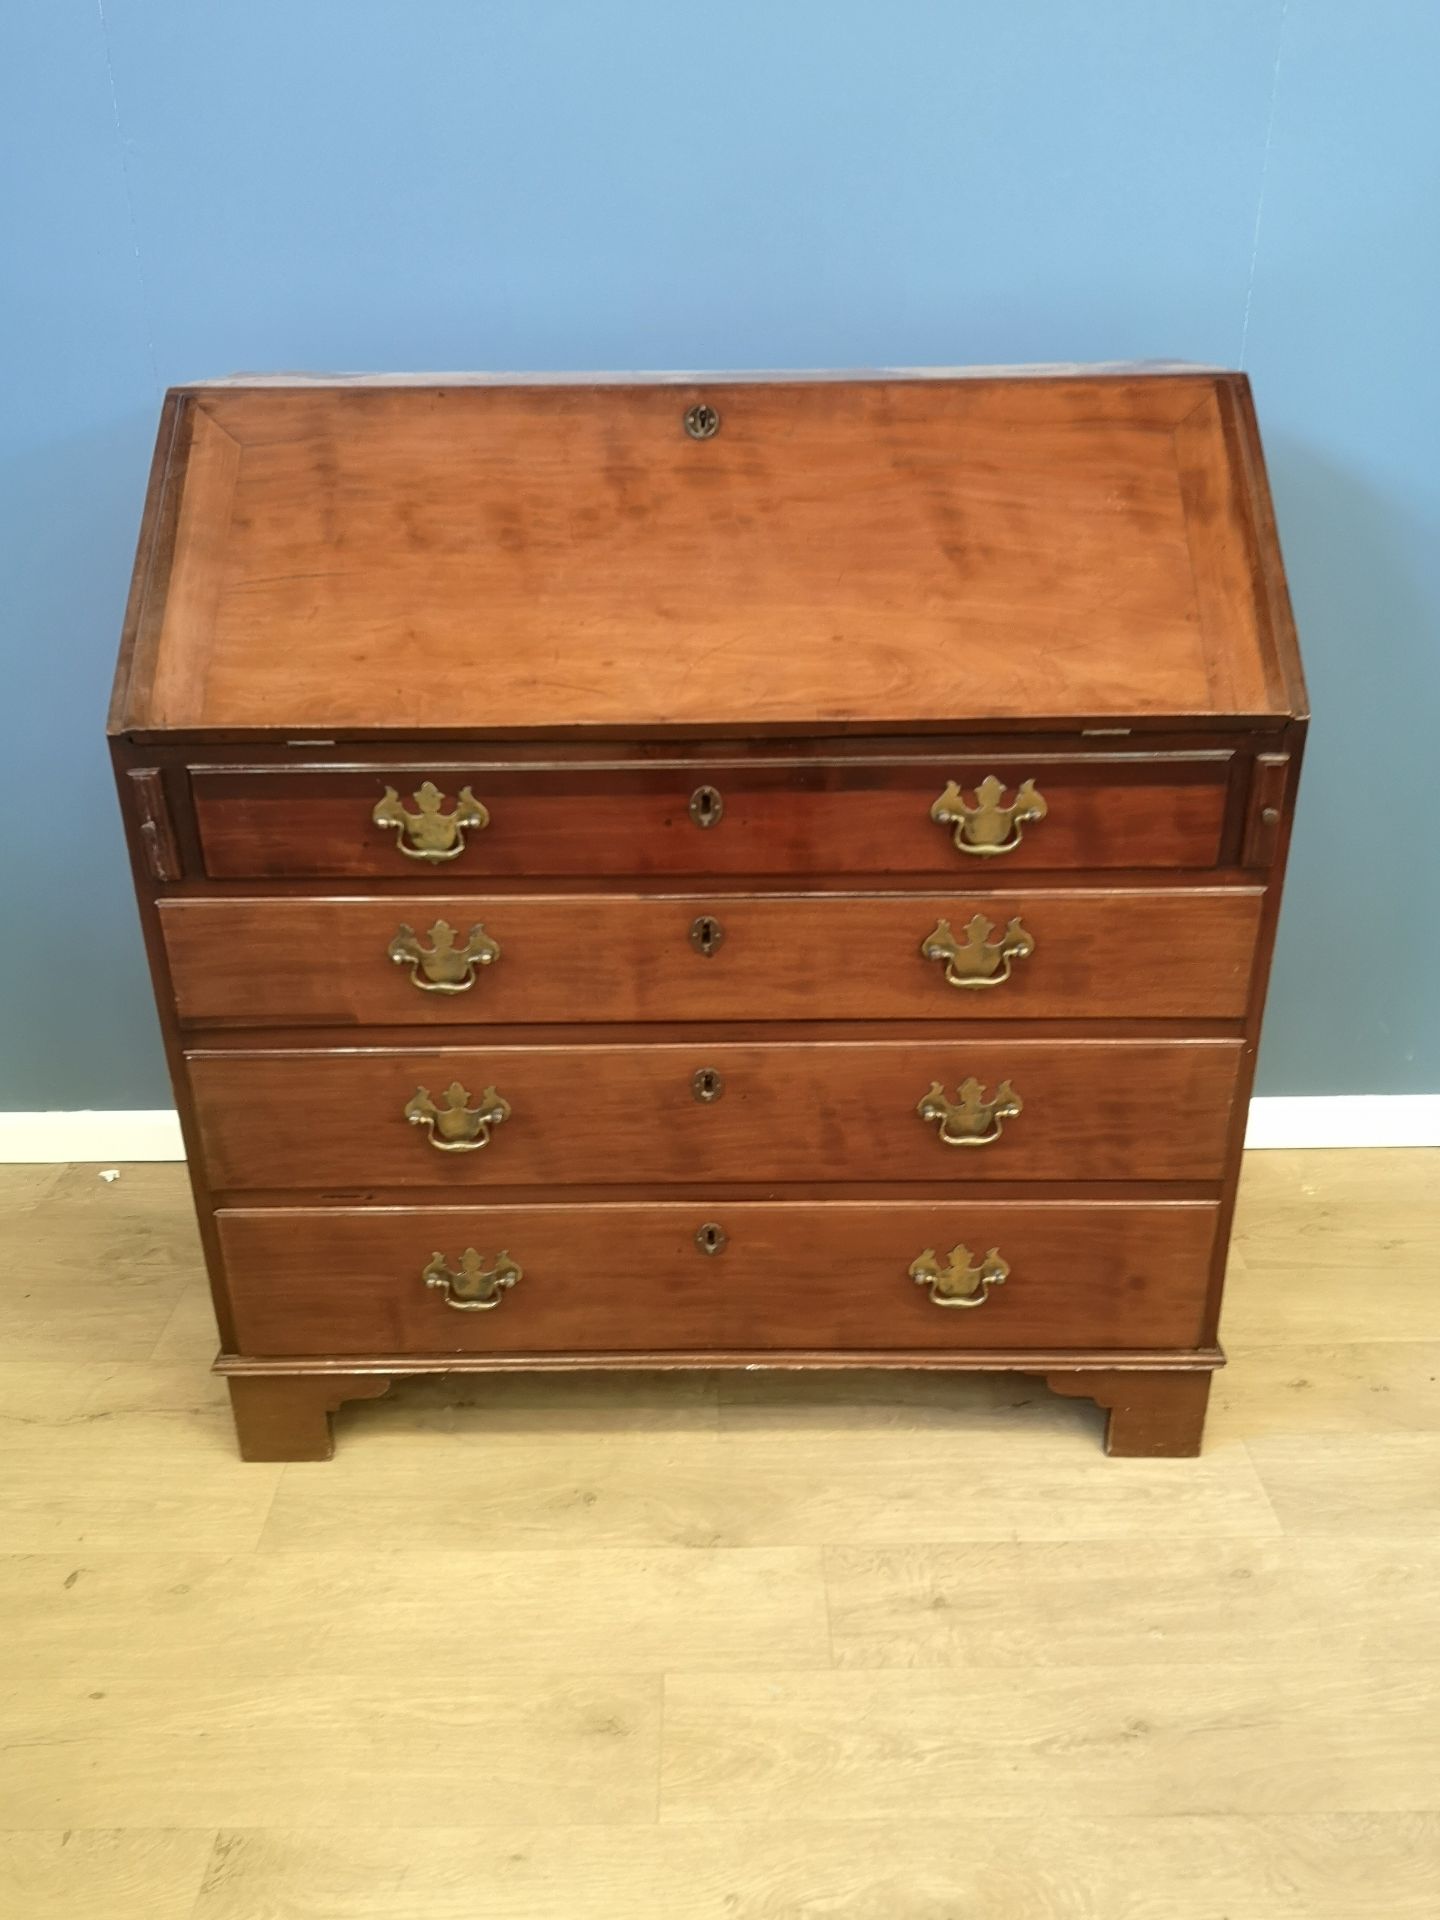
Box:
[691,1066,724,1103]
[695,1222,727,1256]
[690,913,725,957]
[684,402,720,440]
[689,784,724,829]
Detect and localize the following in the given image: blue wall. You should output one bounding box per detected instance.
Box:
[2,0,1436,1105]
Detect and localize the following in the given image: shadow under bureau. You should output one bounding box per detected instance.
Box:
[109,368,1306,1459]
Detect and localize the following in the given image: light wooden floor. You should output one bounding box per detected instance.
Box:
[1,1151,1437,1919]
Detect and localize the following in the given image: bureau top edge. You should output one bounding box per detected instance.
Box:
[169,363,1227,390]
[109,370,1307,739]
[110,723,1305,763]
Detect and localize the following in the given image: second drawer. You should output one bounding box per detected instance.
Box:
[161,888,1263,1027]
[186,1037,1244,1189]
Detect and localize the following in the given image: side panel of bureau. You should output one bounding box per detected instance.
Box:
[160,888,1264,1026]
[216,1200,1219,1355]
[185,1037,1244,1189]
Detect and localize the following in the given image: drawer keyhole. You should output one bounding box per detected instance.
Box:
[690,914,725,957]
[695,1221,727,1256]
[691,1066,725,1103]
[684,403,721,441]
[689,784,724,829]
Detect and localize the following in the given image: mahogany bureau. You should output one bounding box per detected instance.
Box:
[108,369,1306,1461]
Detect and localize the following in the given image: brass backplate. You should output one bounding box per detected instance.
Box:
[909,1243,1009,1309]
[930,776,1046,856]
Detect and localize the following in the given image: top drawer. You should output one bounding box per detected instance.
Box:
[190,753,1236,881]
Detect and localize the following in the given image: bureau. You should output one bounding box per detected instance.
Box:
[108,369,1306,1460]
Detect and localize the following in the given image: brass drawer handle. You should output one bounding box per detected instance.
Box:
[423,1248,522,1311]
[918,1076,1022,1147]
[389,919,501,993]
[922,913,1034,990]
[404,1080,511,1152]
[910,1243,1009,1309]
[373,781,489,861]
[931,776,1046,856]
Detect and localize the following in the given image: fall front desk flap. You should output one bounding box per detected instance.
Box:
[109,369,1306,739]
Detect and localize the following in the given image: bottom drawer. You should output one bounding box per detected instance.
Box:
[216,1201,1218,1356]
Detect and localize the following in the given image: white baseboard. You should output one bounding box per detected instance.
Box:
[1241,1095,1440,1149]
[0,1110,186,1164]
[0,1097,1437,1163]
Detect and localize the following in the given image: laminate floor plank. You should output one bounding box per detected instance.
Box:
[1245,1431,1440,1536]
[0,1163,64,1212]
[1232,1147,1440,1251]
[1224,1148,1440,1342]
[1221,1262,1440,1345]
[0,1363,280,1552]
[0,1674,661,1829]
[0,1163,201,1362]
[183,1815,1440,1920]
[0,1150,1436,1919]
[336,1367,722,1433]
[149,1280,223,1362]
[0,1359,109,1426]
[659,1664,1440,1822]
[0,1830,217,1920]
[1209,1339,1440,1435]
[0,1546,831,1681]
[257,1423,1280,1552]
[824,1537,1440,1668]
[714,1366,1095,1434]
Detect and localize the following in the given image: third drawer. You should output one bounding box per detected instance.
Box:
[186,1036,1244,1189]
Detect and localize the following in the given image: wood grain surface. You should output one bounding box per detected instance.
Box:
[214,1198,1218,1356]
[184,1035,1243,1189]
[161,886,1263,1026]
[109,373,1296,736]
[189,753,1233,879]
[105,368,1310,1482]
[659,1664,1440,1822]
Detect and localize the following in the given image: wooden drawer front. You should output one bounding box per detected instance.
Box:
[162,887,1262,1028]
[190,754,1234,881]
[187,1038,1242,1191]
[217,1200,1218,1357]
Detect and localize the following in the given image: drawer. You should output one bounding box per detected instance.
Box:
[161,887,1262,1027]
[189,753,1236,880]
[186,1037,1243,1190]
[216,1199,1219,1355]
